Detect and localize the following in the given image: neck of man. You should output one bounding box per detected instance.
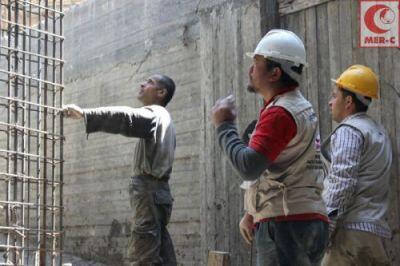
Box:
[260,84,295,103]
[338,107,358,123]
[140,99,164,107]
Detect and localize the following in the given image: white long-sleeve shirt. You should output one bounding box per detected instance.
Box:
[84,105,176,179]
[324,125,391,238]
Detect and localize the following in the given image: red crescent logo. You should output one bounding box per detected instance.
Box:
[364,4,392,34]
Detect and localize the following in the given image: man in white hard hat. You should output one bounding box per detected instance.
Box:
[211,29,328,265]
[321,65,392,266]
[63,74,177,266]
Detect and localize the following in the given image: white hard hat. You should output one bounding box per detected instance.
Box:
[247,29,307,66]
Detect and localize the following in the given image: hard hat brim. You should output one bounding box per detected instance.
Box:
[246,52,255,58]
[245,52,308,67]
[331,78,351,90]
[331,78,378,100]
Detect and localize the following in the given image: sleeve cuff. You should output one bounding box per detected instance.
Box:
[216,121,237,134]
[83,110,91,138]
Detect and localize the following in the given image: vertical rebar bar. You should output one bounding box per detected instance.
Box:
[21,1,28,264]
[50,1,57,264]
[12,4,19,264]
[26,1,33,264]
[58,2,63,265]
[39,0,49,264]
[6,1,13,264]
[36,1,43,264]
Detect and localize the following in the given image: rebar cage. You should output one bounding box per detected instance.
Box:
[0,1,64,265]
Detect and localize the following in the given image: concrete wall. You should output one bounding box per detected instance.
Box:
[63,0,261,264]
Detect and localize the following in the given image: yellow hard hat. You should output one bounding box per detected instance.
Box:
[331,65,379,99]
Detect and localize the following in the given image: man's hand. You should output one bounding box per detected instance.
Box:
[211,95,237,127]
[239,212,254,245]
[62,104,84,119]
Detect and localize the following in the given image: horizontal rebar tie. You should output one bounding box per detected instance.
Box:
[0,45,64,63]
[0,149,63,164]
[0,122,64,140]
[0,172,63,185]
[0,69,64,90]
[0,96,63,112]
[0,19,64,40]
[3,0,64,14]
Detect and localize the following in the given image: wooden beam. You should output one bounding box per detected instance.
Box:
[207,251,230,266]
[260,0,280,35]
[279,0,332,16]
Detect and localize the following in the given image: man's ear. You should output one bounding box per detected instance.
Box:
[158,88,167,99]
[344,95,354,109]
[268,67,282,82]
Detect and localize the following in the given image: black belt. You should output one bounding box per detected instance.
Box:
[142,171,170,182]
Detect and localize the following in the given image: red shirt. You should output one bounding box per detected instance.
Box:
[249,87,328,224]
[249,88,297,161]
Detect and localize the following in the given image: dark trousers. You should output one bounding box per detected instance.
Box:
[255,219,329,266]
[127,175,177,266]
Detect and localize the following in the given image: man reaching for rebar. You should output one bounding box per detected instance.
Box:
[62,74,177,266]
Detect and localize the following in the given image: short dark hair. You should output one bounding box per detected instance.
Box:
[156,74,176,106]
[341,88,370,112]
[265,59,303,88]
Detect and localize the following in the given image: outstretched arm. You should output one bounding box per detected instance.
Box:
[63,104,157,139]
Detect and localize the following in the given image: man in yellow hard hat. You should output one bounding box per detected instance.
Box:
[321,65,392,266]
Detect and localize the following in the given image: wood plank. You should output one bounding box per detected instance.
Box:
[339,0,352,69]
[297,12,308,97]
[215,6,232,254]
[199,8,218,263]
[233,4,265,265]
[283,11,308,97]
[316,4,331,140]
[207,251,230,266]
[279,0,331,16]
[304,7,319,126]
[393,94,400,265]
[261,0,280,35]
[327,0,340,130]
[380,47,400,265]
[237,1,266,129]
[199,3,263,265]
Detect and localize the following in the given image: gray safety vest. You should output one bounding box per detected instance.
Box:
[321,113,392,230]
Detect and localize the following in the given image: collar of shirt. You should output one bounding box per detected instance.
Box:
[263,86,297,108]
[340,112,367,124]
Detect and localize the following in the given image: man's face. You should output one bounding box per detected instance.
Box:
[247,55,270,93]
[329,86,347,123]
[137,75,165,105]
